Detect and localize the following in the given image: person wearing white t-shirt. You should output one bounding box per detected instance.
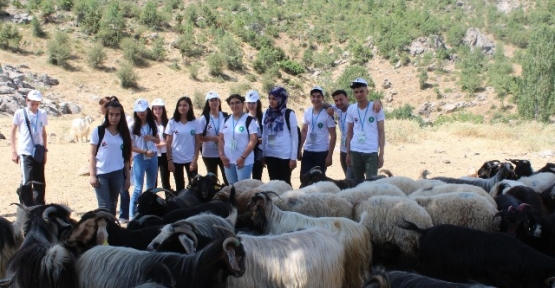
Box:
[165,96,200,192]
[89,101,132,215]
[11,90,49,206]
[346,78,385,180]
[151,98,171,190]
[327,89,382,180]
[196,91,229,185]
[218,94,258,184]
[299,86,336,177]
[244,90,264,180]
[129,99,160,218]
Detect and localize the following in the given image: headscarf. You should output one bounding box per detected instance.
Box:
[264,86,288,134]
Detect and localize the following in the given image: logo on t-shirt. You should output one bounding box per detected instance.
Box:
[190,130,195,135]
[354,117,359,123]
[317,123,323,129]
[207,124,212,130]
[239,126,245,132]
[369,117,375,123]
[101,141,107,147]
[173,130,179,135]
[120,144,124,150]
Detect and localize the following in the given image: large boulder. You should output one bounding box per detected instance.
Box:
[463,28,495,55]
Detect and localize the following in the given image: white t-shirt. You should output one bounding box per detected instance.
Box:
[261,109,299,160]
[130,123,158,158]
[165,119,197,164]
[13,108,48,156]
[196,112,225,158]
[219,114,258,165]
[333,105,352,153]
[156,122,167,156]
[302,107,335,152]
[346,102,385,153]
[90,126,125,175]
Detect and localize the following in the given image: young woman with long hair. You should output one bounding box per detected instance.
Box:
[89,100,132,215]
[244,90,264,180]
[165,96,200,192]
[129,99,160,218]
[151,98,171,190]
[218,94,258,184]
[195,91,228,185]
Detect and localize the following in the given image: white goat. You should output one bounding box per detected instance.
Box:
[70,116,94,142]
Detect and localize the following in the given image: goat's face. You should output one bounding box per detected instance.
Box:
[248,193,270,231]
[299,167,326,188]
[65,209,116,255]
[496,206,535,238]
[193,174,223,201]
[137,191,167,216]
[476,160,501,179]
[25,204,74,241]
[499,162,518,180]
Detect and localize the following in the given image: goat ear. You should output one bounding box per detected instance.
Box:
[65,218,97,244]
[96,219,109,245]
[222,238,244,275]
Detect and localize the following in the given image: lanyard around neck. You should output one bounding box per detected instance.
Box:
[232,113,244,139]
[311,108,323,132]
[210,113,220,134]
[357,106,369,130]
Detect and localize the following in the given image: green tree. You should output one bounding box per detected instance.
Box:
[98,0,125,47]
[117,61,138,88]
[0,24,22,50]
[140,1,163,30]
[47,31,72,68]
[120,38,148,66]
[335,65,374,102]
[31,17,45,38]
[418,69,428,90]
[215,33,243,70]
[457,47,485,93]
[74,0,102,35]
[517,25,555,121]
[487,43,516,97]
[151,37,166,61]
[207,52,227,76]
[86,43,106,68]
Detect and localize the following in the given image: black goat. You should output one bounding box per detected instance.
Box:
[299,166,366,189]
[1,204,78,288]
[506,159,534,178]
[432,162,517,192]
[65,209,163,253]
[365,266,494,288]
[475,160,502,179]
[76,235,245,288]
[0,215,23,278]
[128,186,236,230]
[535,163,555,174]
[401,221,555,288]
[137,173,223,217]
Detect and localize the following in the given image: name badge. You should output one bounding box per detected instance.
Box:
[268,135,276,146]
[341,135,346,148]
[229,139,237,150]
[309,132,317,142]
[357,133,366,143]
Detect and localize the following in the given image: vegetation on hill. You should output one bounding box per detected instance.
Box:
[1,0,555,122]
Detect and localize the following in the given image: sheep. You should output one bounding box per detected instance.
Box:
[0,216,23,278]
[214,179,265,200]
[371,176,421,195]
[409,183,496,207]
[299,166,365,189]
[364,266,495,288]
[489,179,527,196]
[249,192,372,288]
[411,192,499,232]
[76,235,245,288]
[275,191,354,218]
[217,180,292,214]
[3,204,78,288]
[401,221,555,288]
[354,196,432,259]
[337,182,406,208]
[516,172,555,193]
[70,115,94,142]
[430,162,517,192]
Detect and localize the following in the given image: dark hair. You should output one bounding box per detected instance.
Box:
[132,108,158,136]
[99,96,121,109]
[226,94,245,104]
[201,99,222,117]
[153,105,169,128]
[172,97,196,121]
[102,101,132,162]
[245,99,263,124]
[332,89,348,98]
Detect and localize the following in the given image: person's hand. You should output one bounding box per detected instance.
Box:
[190,159,197,171]
[326,106,334,117]
[220,155,230,168]
[236,157,245,169]
[124,178,131,190]
[168,161,175,172]
[373,99,382,113]
[146,150,156,158]
[325,155,332,167]
[346,153,352,166]
[378,154,384,168]
[12,152,18,164]
[289,159,297,171]
[90,175,99,188]
[43,152,47,164]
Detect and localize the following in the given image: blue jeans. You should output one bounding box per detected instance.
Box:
[119,170,130,220]
[130,154,158,218]
[94,169,124,215]
[224,163,253,184]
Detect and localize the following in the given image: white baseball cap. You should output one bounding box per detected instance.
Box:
[133,99,149,112]
[27,90,43,101]
[310,86,324,95]
[350,78,369,88]
[205,91,220,101]
[151,98,165,107]
[245,90,260,103]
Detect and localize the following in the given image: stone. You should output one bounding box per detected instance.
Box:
[0,81,15,88]
[443,104,458,113]
[19,81,33,89]
[394,60,402,69]
[382,79,392,89]
[463,28,495,55]
[60,102,81,114]
[38,74,59,86]
[0,87,15,94]
[76,165,90,176]
[0,133,5,140]
[17,88,33,95]
[417,102,434,117]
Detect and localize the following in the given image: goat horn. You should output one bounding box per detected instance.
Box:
[0,272,16,287]
[223,237,242,273]
[146,188,174,194]
[177,234,196,254]
[508,206,515,212]
[96,211,118,223]
[517,203,531,211]
[42,206,58,223]
[171,222,198,248]
[260,191,282,200]
[11,203,41,213]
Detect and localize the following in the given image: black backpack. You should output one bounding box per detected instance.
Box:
[202,112,229,136]
[223,114,254,135]
[283,109,302,160]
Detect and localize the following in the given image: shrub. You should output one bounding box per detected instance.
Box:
[140,1,163,30]
[120,38,148,66]
[151,37,166,61]
[386,104,426,127]
[31,17,45,37]
[350,41,372,65]
[193,90,204,109]
[40,0,55,19]
[215,33,243,70]
[207,52,227,76]
[0,24,21,50]
[253,45,286,73]
[47,31,72,67]
[164,0,182,11]
[280,59,305,75]
[302,48,314,66]
[74,0,102,34]
[97,0,125,47]
[86,43,106,68]
[58,0,73,11]
[0,0,9,11]
[117,62,138,88]
[418,69,428,89]
[313,51,334,69]
[435,111,484,126]
[188,64,199,80]
[176,34,203,57]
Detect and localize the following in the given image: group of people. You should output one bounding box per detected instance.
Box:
[10,77,385,221]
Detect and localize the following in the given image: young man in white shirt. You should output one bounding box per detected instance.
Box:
[345,78,385,180]
[299,86,336,177]
[10,90,48,206]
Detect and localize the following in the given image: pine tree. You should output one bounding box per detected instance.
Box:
[98,0,125,47]
[518,25,555,122]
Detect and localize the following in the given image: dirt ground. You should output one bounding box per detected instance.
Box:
[1,115,554,222]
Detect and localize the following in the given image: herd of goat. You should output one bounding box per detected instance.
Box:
[1,159,555,287]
